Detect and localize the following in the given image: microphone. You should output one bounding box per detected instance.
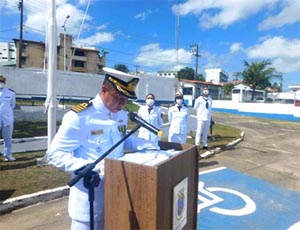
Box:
[129,112,163,137]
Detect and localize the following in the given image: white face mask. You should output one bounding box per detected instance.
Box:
[0,83,5,89]
[203,89,209,95]
[176,99,183,105]
[146,98,155,107]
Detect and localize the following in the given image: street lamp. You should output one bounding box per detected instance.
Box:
[62,15,70,71]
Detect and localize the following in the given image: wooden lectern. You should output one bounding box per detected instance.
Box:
[105,141,198,229]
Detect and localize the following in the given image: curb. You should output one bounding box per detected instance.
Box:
[200,131,245,159]
[0,186,69,215]
[0,136,48,145]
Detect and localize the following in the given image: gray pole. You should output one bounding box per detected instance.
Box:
[195,44,199,80]
[62,15,70,71]
[18,0,23,68]
[190,44,200,79]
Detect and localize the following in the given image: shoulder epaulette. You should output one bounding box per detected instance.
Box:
[8,88,15,92]
[71,102,91,113]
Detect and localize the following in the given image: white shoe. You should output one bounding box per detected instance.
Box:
[4,156,16,161]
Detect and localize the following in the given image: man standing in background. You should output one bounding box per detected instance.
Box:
[0,75,16,161]
[194,86,212,150]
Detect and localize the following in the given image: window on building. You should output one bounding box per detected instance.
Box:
[74,50,85,56]
[183,87,193,95]
[74,60,85,67]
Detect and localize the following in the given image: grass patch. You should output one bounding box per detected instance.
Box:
[0,151,70,201]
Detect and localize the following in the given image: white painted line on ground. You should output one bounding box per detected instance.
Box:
[199,167,227,175]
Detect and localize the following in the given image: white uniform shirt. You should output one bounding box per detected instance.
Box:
[0,87,16,126]
[194,95,212,121]
[137,105,163,142]
[47,94,131,222]
[168,104,190,135]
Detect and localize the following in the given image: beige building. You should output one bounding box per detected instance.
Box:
[10,34,106,74]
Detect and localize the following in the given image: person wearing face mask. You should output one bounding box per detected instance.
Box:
[166,92,190,144]
[137,93,163,145]
[47,68,158,230]
[0,75,16,161]
[194,86,212,149]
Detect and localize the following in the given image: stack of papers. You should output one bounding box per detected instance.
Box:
[119,149,182,166]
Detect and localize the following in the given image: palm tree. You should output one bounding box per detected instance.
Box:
[237,60,276,102]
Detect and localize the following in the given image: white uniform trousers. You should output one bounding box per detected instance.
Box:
[71,219,103,230]
[195,120,210,147]
[1,122,13,157]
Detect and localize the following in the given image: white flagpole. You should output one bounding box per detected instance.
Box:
[45,0,57,148]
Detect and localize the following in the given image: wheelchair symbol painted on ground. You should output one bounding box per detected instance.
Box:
[197,181,256,216]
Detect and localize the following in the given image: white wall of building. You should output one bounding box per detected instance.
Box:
[205,68,229,84]
[212,100,300,118]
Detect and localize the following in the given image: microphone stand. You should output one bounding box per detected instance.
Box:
[68,124,141,230]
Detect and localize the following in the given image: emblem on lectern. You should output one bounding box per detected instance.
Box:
[176,188,185,220]
[173,177,188,230]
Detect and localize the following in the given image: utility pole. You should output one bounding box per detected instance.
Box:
[18,0,23,68]
[273,72,283,92]
[175,3,180,71]
[62,15,70,71]
[190,43,200,79]
[135,65,140,75]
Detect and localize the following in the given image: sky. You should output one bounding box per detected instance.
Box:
[0,0,300,91]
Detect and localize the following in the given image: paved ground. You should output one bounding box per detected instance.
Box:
[200,112,300,192]
[0,111,299,229]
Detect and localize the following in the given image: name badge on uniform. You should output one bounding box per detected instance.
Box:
[91,129,103,136]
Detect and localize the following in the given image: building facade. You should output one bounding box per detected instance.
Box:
[156,70,178,78]
[0,42,17,66]
[205,68,229,84]
[0,34,106,74]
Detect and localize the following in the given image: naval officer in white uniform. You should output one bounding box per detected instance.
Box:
[0,75,16,161]
[167,91,190,144]
[47,68,155,230]
[194,86,213,149]
[137,93,163,146]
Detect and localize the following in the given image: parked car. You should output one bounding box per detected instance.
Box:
[265,98,273,103]
[254,97,265,103]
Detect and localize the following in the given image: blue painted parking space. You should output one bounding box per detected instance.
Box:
[197,167,300,230]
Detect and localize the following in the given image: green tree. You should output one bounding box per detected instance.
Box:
[223,82,235,96]
[114,64,129,73]
[237,60,275,101]
[178,67,205,81]
[196,73,205,81]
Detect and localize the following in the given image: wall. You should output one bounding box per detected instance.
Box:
[212,100,300,119]
[0,67,178,103]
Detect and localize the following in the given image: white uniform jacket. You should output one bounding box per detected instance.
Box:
[47,94,145,222]
[167,105,190,135]
[193,95,212,121]
[0,87,16,126]
[137,105,163,142]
